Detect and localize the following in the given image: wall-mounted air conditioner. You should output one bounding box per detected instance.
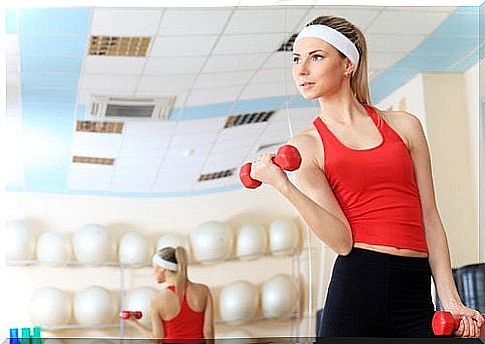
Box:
[88,95,176,120]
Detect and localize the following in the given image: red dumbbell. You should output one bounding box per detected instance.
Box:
[432,311,485,337]
[119,310,143,320]
[239,145,302,189]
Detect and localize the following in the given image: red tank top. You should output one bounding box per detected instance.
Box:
[313,105,428,253]
[163,284,205,340]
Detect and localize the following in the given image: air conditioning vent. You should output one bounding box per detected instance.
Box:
[73,156,115,165]
[76,121,124,133]
[89,36,151,57]
[89,96,176,120]
[198,168,235,181]
[224,110,275,128]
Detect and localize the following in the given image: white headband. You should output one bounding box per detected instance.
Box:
[294,24,360,73]
[152,254,178,272]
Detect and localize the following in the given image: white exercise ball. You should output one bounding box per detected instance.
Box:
[73,286,117,325]
[156,234,192,262]
[73,224,115,263]
[261,273,299,319]
[6,220,36,260]
[190,221,233,264]
[268,219,300,256]
[29,287,71,326]
[123,287,158,324]
[219,280,258,324]
[119,232,152,266]
[37,232,73,265]
[236,223,266,260]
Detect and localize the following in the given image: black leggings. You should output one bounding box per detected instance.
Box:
[318,248,436,337]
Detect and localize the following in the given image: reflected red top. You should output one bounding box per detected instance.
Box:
[313,105,428,253]
[163,284,205,340]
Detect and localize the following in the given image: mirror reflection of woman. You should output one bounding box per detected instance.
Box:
[124,246,214,341]
[251,15,483,338]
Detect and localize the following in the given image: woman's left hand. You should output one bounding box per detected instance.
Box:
[446,304,484,338]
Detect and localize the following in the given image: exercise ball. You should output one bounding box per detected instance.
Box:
[37,232,73,265]
[73,286,117,325]
[123,287,158,324]
[262,273,299,319]
[236,223,266,260]
[219,280,258,324]
[119,232,151,266]
[29,287,71,326]
[73,224,115,263]
[268,219,300,256]
[6,220,36,260]
[156,234,192,262]
[190,221,233,264]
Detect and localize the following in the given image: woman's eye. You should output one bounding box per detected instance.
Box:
[312,55,324,61]
[292,57,301,64]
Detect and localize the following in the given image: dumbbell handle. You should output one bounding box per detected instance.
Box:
[119,310,143,320]
[432,311,485,336]
[239,145,302,189]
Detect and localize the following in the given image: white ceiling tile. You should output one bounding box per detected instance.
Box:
[169,131,218,148]
[194,71,254,89]
[303,7,383,31]
[159,8,232,36]
[83,56,146,75]
[151,177,196,193]
[6,34,19,55]
[367,33,427,53]
[185,85,243,106]
[213,33,285,55]
[203,53,268,73]
[216,123,267,142]
[68,164,113,191]
[240,80,299,100]
[144,56,205,75]
[91,8,163,36]
[225,8,308,34]
[173,117,226,134]
[71,132,123,158]
[137,75,196,94]
[204,149,248,170]
[80,74,139,93]
[122,134,172,151]
[366,10,451,35]
[261,51,293,70]
[150,36,218,57]
[368,51,405,71]
[115,155,164,170]
[123,120,177,136]
[111,168,158,183]
[383,6,456,13]
[164,145,213,161]
[252,68,293,84]
[211,136,257,154]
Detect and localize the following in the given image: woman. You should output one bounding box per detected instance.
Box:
[124,246,214,341]
[250,15,483,337]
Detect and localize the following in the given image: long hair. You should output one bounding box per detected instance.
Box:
[156,246,188,303]
[304,15,371,105]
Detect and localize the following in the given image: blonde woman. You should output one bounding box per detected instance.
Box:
[124,246,214,340]
[250,15,483,337]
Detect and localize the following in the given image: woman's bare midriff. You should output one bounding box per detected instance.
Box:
[353,242,429,258]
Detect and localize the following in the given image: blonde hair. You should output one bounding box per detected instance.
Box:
[304,15,371,105]
[156,246,188,303]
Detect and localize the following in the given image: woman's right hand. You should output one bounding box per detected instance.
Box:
[250,153,290,191]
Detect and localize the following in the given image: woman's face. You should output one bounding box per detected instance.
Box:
[292,37,349,100]
[153,265,165,283]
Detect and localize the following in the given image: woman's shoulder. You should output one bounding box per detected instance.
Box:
[188,282,211,294]
[289,125,320,151]
[378,109,423,129]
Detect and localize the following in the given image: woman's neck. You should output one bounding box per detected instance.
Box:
[318,92,366,125]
